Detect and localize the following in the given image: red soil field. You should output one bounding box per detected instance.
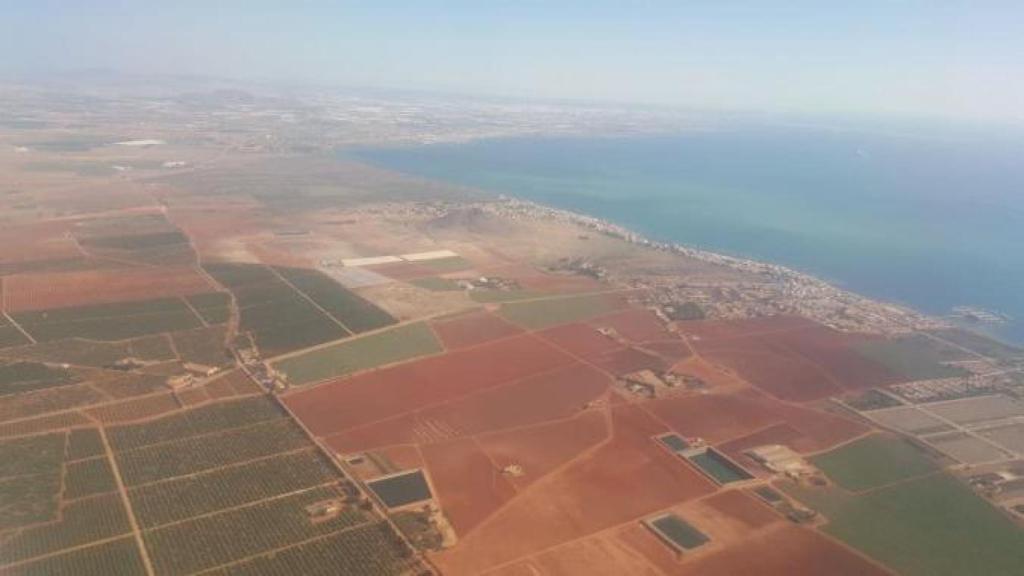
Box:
[701,490,780,530]
[325,413,419,454]
[412,362,611,440]
[670,356,746,391]
[682,525,891,576]
[640,340,693,364]
[433,404,715,574]
[509,534,664,576]
[769,326,900,391]
[432,311,524,350]
[325,363,610,451]
[593,347,668,376]
[375,444,424,471]
[167,205,266,259]
[537,323,624,360]
[645,388,866,451]
[284,334,575,437]
[682,316,900,400]
[477,410,609,490]
[0,221,82,265]
[698,342,844,401]
[420,437,518,536]
[678,315,819,342]
[589,308,675,344]
[615,522,684,575]
[3,266,215,312]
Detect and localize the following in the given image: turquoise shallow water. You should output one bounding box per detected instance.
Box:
[352,125,1024,343]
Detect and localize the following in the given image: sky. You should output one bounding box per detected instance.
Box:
[1,1,1022,120]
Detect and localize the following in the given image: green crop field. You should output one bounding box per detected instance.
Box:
[810,434,939,492]
[469,289,552,303]
[0,318,31,349]
[13,298,202,342]
[275,266,396,333]
[171,325,231,367]
[856,337,970,381]
[204,263,349,355]
[274,322,443,386]
[498,292,621,329]
[12,337,172,368]
[78,231,189,251]
[928,328,1022,360]
[0,361,77,396]
[185,292,232,324]
[783,474,1024,576]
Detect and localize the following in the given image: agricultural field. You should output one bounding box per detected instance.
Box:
[274,266,396,333]
[184,291,232,325]
[856,336,971,381]
[143,485,368,576]
[927,328,1023,361]
[784,473,1024,576]
[206,521,419,576]
[11,297,203,342]
[0,315,31,348]
[273,321,443,386]
[129,449,338,527]
[203,262,349,355]
[810,434,939,492]
[0,360,77,396]
[0,389,426,575]
[680,316,902,401]
[170,324,231,367]
[5,537,148,576]
[498,292,625,329]
[2,267,214,312]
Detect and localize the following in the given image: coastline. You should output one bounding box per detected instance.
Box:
[475,195,949,337]
[346,130,1024,346]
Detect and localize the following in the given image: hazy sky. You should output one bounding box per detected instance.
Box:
[2,1,1022,120]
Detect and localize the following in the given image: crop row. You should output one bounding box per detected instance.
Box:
[143,484,368,576]
[274,266,395,333]
[116,418,309,486]
[6,537,147,576]
[63,457,117,500]
[0,492,130,564]
[108,396,282,452]
[211,521,418,576]
[129,449,339,528]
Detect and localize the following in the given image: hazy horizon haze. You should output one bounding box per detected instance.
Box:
[2,1,1023,121]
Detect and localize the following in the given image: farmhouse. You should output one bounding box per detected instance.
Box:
[747,444,815,477]
[183,362,220,377]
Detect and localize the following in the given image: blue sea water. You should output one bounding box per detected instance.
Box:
[352,125,1024,344]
